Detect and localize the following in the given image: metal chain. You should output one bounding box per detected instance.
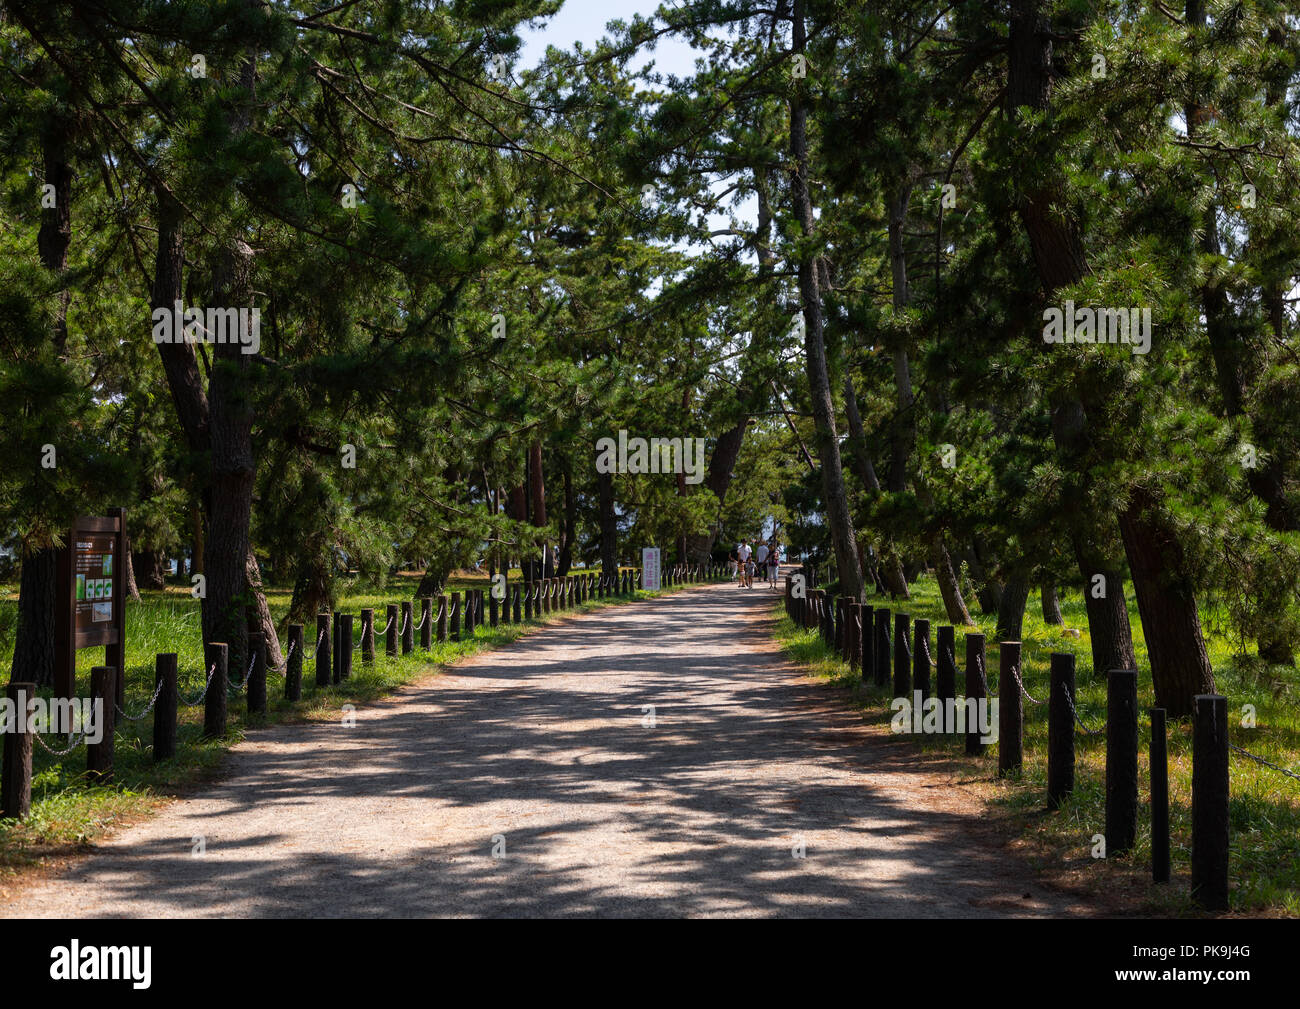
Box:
[116,676,167,721]
[304,626,328,660]
[1010,663,1045,706]
[33,730,86,756]
[1061,686,1104,735]
[1229,742,1300,784]
[266,637,295,677]
[227,650,257,693]
[180,663,218,706]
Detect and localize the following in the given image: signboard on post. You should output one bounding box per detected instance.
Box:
[641,547,661,591]
[54,509,126,700]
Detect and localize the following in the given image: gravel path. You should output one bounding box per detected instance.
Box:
[3,585,1092,918]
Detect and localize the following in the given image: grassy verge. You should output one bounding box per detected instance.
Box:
[0,570,710,880]
[773,575,1300,917]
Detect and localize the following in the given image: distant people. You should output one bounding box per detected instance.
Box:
[737,539,752,588]
[766,541,781,588]
[728,546,739,581]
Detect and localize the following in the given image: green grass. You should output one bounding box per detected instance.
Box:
[0,568,711,878]
[773,575,1300,917]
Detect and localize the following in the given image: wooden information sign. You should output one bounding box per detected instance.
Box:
[54,508,126,700]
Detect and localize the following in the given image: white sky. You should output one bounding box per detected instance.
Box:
[518,0,701,77]
[519,1,760,252]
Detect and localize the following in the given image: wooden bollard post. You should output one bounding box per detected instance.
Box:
[421,597,433,649]
[205,642,228,738]
[1105,668,1138,855]
[339,615,353,679]
[449,593,461,641]
[386,603,399,655]
[512,584,522,623]
[153,655,178,761]
[1192,693,1229,910]
[247,632,267,716]
[861,605,874,684]
[360,608,375,664]
[893,613,911,699]
[315,614,331,688]
[87,665,117,782]
[466,591,478,634]
[402,601,414,654]
[913,619,931,705]
[835,597,846,655]
[2,681,35,818]
[524,582,534,619]
[964,633,986,755]
[874,609,891,688]
[936,626,956,710]
[332,615,342,684]
[541,580,550,615]
[998,641,1023,776]
[490,585,500,627]
[848,603,861,671]
[1151,707,1170,884]
[1047,652,1075,809]
[437,595,448,642]
[822,591,835,647]
[286,624,303,701]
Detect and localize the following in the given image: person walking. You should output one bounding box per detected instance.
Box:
[766,541,781,589]
[737,539,752,589]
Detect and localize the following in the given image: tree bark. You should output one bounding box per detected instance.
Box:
[788,0,863,600]
[11,127,73,687]
[133,550,168,591]
[1008,0,1207,708]
[686,421,747,563]
[9,548,56,687]
[558,456,574,576]
[597,468,618,582]
[124,537,141,601]
[933,536,974,625]
[996,574,1030,643]
[844,375,909,597]
[1118,492,1214,717]
[1040,582,1063,625]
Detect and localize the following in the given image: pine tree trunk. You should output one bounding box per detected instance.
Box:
[1040,582,1063,624]
[9,548,56,687]
[597,468,618,582]
[557,459,574,576]
[997,574,1031,643]
[843,375,908,598]
[788,0,863,601]
[124,538,141,602]
[1118,493,1214,717]
[133,550,168,591]
[11,129,72,687]
[964,543,1002,616]
[933,536,974,625]
[686,420,747,563]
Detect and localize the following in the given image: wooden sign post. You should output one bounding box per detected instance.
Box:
[53,508,127,702]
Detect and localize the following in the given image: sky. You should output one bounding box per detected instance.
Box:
[517,1,759,248]
[517,0,701,77]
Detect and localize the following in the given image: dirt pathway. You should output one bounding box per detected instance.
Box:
[3,585,1093,918]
